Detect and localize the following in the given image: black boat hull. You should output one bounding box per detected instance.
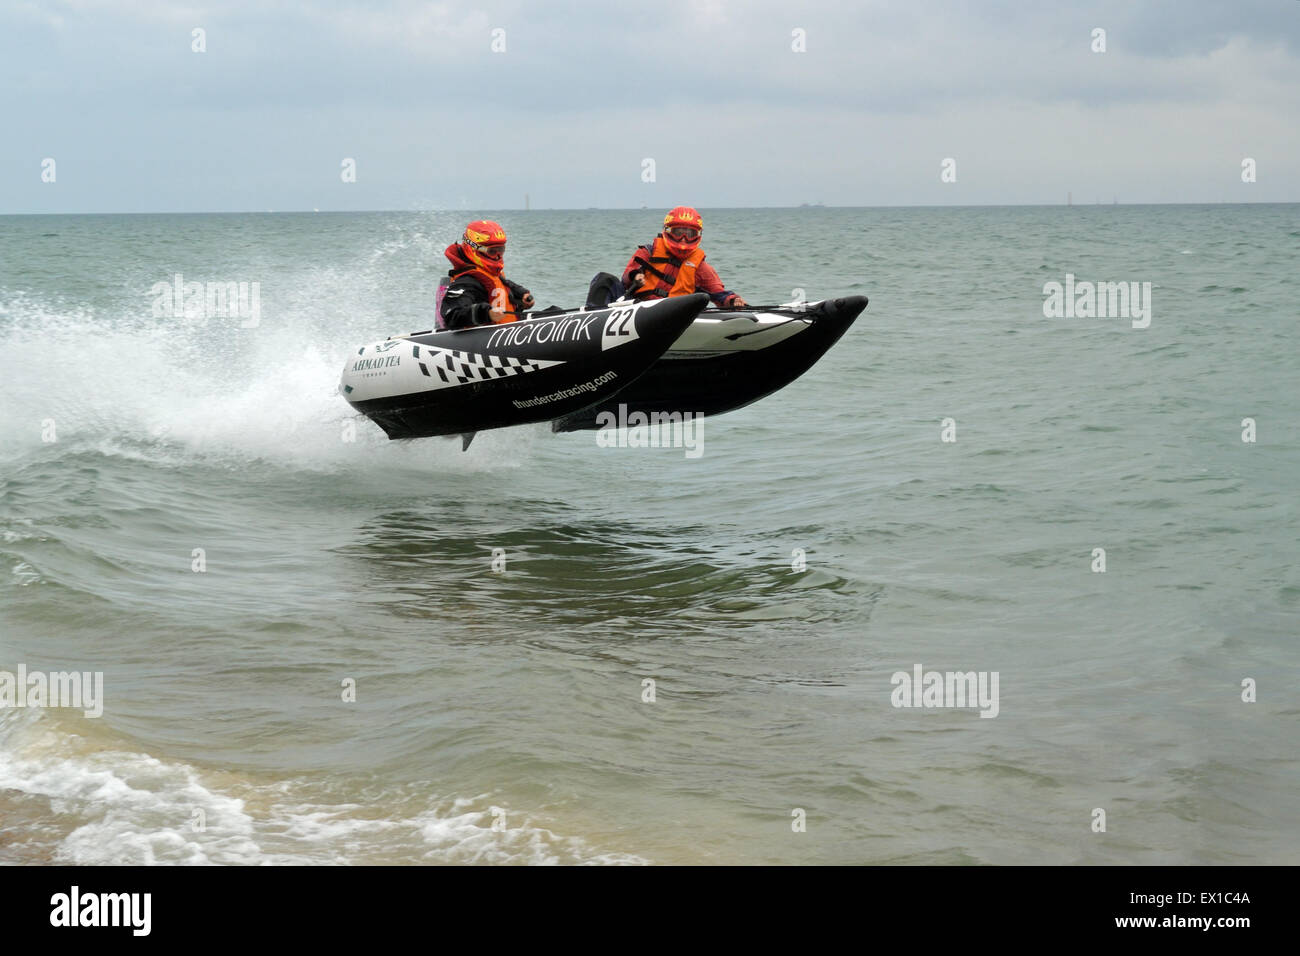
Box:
[550,295,866,432]
[342,294,708,439]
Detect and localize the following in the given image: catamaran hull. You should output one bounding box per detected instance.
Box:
[550,295,867,432]
[341,294,708,439]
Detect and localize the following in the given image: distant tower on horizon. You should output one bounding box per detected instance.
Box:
[1067,192,1072,206]
[525,193,530,211]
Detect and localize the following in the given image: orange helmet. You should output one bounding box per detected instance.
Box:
[461,220,507,275]
[662,206,702,257]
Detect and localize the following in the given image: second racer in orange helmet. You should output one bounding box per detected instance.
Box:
[583,206,748,310]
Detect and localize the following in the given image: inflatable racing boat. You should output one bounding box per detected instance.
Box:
[339,294,867,445]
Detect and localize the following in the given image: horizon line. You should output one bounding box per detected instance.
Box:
[3,200,1298,217]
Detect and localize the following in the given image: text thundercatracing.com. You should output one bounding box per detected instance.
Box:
[512,371,617,409]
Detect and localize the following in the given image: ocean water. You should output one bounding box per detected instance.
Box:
[1,205,1297,865]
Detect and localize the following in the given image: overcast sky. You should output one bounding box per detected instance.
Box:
[3,0,1298,212]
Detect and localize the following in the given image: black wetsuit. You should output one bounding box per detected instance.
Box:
[440,272,532,329]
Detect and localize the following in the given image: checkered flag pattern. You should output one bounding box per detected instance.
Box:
[412,344,561,388]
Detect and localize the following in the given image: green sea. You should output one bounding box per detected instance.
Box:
[1,205,1297,864]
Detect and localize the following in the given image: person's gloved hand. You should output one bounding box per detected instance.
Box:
[629,271,645,288]
[725,294,748,309]
[520,291,535,309]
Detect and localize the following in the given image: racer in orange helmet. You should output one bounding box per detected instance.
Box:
[440,220,535,329]
[659,205,705,259]
[585,206,748,310]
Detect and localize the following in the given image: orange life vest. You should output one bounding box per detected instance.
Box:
[631,235,706,299]
[456,268,518,323]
